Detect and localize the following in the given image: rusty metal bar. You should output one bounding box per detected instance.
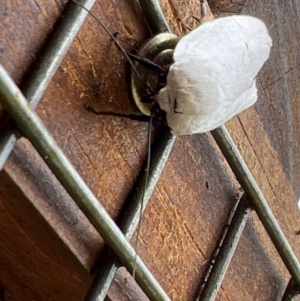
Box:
[0,0,97,170]
[0,64,171,301]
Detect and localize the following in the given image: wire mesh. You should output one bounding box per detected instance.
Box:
[0,0,299,301]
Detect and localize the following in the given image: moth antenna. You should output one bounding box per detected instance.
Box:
[126,52,166,74]
[71,0,157,93]
[132,109,153,278]
[73,0,159,277]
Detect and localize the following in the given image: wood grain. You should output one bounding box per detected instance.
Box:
[0,0,299,300]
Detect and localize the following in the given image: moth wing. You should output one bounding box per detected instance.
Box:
[158,15,271,135]
[174,15,271,101]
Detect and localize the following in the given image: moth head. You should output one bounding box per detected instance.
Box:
[129,33,179,118]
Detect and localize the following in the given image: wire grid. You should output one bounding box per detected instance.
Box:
[0,0,299,301]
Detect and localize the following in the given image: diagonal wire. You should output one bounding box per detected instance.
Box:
[211,127,300,286]
[85,126,174,301]
[1,0,299,300]
[0,0,97,169]
[0,64,171,301]
[84,1,174,299]
[84,0,300,300]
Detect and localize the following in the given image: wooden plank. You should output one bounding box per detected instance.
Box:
[0,0,299,300]
[0,170,91,300]
[245,0,300,198]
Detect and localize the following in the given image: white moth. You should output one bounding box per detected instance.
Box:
[156,15,272,136]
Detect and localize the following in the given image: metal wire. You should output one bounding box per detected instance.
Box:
[1,0,299,300]
[0,0,97,170]
[138,0,171,34]
[84,0,300,299]
[85,126,175,300]
[195,195,252,301]
[0,1,173,300]
[0,64,171,301]
[211,127,300,287]
[85,0,174,299]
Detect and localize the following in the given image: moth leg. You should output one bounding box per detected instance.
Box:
[141,93,155,103]
[84,105,150,122]
[191,15,201,25]
[200,0,214,23]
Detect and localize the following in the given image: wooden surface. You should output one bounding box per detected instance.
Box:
[0,0,299,300]
[248,0,300,198]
